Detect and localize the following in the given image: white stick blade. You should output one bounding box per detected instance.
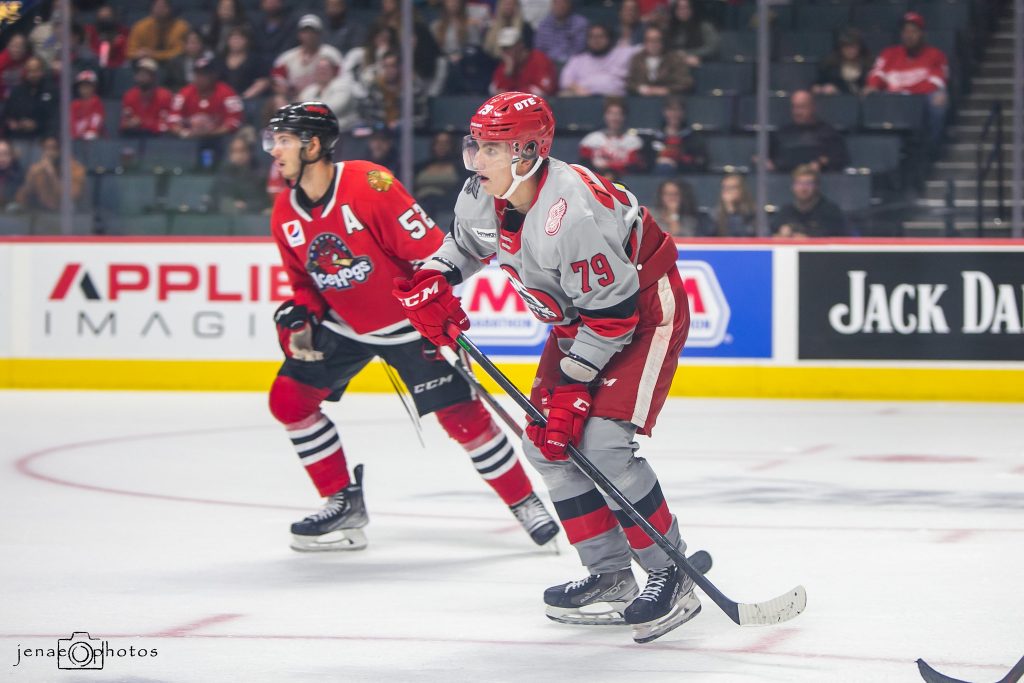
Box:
[737,585,807,626]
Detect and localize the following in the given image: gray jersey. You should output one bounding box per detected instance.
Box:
[426,158,645,373]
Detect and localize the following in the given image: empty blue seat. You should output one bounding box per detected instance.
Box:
[717,31,757,62]
[915,0,970,31]
[139,138,200,172]
[165,174,216,212]
[847,134,903,173]
[822,172,872,212]
[815,94,860,131]
[550,96,605,132]
[624,96,667,129]
[97,174,159,215]
[694,63,755,95]
[769,62,819,95]
[776,31,835,63]
[793,4,850,32]
[550,134,585,163]
[686,95,735,132]
[430,95,486,133]
[851,3,909,33]
[706,135,757,171]
[861,93,926,132]
[170,213,233,235]
[736,95,790,131]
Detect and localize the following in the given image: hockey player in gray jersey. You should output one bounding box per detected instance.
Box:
[393,91,699,644]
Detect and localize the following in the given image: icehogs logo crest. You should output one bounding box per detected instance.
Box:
[306,233,373,290]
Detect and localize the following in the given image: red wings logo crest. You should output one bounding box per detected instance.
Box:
[545,198,567,236]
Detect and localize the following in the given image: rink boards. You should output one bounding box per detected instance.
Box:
[0,236,1021,401]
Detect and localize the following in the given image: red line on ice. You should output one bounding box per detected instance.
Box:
[149,614,242,637]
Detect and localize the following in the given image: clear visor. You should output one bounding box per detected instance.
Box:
[462,136,513,172]
[262,130,304,154]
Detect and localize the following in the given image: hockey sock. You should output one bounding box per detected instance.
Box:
[552,487,619,544]
[270,376,349,497]
[610,481,673,550]
[435,400,533,505]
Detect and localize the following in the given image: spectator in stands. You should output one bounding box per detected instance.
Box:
[773,164,848,237]
[652,178,705,237]
[768,90,849,173]
[212,134,269,214]
[85,3,129,69]
[66,24,101,79]
[14,136,86,212]
[559,24,637,97]
[299,57,359,132]
[4,57,57,140]
[813,28,872,97]
[651,96,706,174]
[534,0,588,67]
[665,0,719,67]
[27,6,59,68]
[617,0,644,48]
[273,14,345,99]
[366,128,399,174]
[164,30,212,91]
[71,70,105,140]
[864,12,949,148]
[626,25,693,96]
[712,173,756,236]
[483,0,531,60]
[254,0,298,64]
[202,0,248,55]
[168,56,243,140]
[490,27,557,97]
[415,131,468,220]
[520,0,552,29]
[432,0,493,95]
[121,58,174,136]
[126,0,191,65]
[322,0,366,56]
[365,2,446,95]
[0,33,30,101]
[216,27,270,102]
[0,141,26,212]
[346,24,399,89]
[579,98,646,179]
[358,51,428,131]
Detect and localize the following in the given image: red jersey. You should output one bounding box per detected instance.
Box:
[168,81,243,135]
[121,86,174,134]
[271,160,444,340]
[71,95,105,139]
[84,25,129,68]
[867,45,948,94]
[491,50,557,97]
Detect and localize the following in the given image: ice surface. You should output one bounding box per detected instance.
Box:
[1,391,1021,682]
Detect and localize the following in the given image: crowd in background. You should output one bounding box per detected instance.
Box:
[0,0,961,237]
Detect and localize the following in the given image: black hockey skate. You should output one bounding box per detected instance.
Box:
[290,464,368,552]
[544,569,640,625]
[623,565,702,643]
[510,492,560,546]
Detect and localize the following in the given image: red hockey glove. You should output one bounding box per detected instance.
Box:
[274,300,323,362]
[392,269,469,348]
[526,384,592,461]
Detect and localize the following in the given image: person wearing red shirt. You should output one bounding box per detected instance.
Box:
[168,56,243,139]
[84,3,130,69]
[0,33,30,101]
[71,71,105,140]
[865,12,949,147]
[262,101,559,552]
[490,27,556,96]
[120,58,174,136]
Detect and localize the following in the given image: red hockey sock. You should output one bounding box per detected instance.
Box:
[435,399,533,506]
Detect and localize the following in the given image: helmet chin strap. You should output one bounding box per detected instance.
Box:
[497,156,544,201]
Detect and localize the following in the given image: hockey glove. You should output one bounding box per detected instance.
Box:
[274,300,324,362]
[526,384,592,461]
[392,269,469,348]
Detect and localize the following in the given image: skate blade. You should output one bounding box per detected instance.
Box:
[290,528,367,552]
[545,601,631,626]
[632,592,702,644]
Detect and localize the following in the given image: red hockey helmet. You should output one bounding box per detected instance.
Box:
[468,91,556,161]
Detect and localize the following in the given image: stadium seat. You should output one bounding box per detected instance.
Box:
[97,174,159,215]
[413,135,434,164]
[625,96,666,129]
[736,95,790,130]
[776,31,835,63]
[165,174,216,212]
[550,134,585,163]
[735,3,794,31]
[140,138,200,172]
[769,62,819,95]
[75,139,141,171]
[822,172,873,212]
[915,0,970,31]
[846,134,903,173]
[103,99,121,137]
[169,213,233,235]
[694,63,755,96]
[430,95,485,132]
[28,212,95,235]
[717,31,757,62]
[793,4,850,32]
[815,94,860,131]
[861,93,925,132]
[618,174,663,209]
[550,96,605,132]
[338,134,370,161]
[0,214,30,235]
[685,95,735,132]
[851,2,909,33]
[685,174,724,212]
[233,213,271,236]
[102,213,169,235]
[11,139,41,167]
[107,67,135,99]
[705,135,757,171]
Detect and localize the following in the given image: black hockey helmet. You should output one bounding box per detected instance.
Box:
[264,101,340,159]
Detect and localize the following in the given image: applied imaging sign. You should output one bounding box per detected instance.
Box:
[799,251,1024,361]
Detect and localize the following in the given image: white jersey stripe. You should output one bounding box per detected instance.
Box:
[300,442,342,466]
[477,452,519,480]
[631,275,675,428]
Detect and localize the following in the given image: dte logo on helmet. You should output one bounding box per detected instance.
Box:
[512,97,537,111]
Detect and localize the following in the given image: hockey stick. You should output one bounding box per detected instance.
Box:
[452,331,806,627]
[918,655,1024,683]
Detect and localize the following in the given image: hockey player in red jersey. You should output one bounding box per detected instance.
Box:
[393,92,700,643]
[263,101,559,552]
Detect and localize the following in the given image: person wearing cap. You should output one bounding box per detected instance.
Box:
[126,0,191,64]
[865,12,949,146]
[168,56,243,140]
[71,71,105,140]
[490,26,556,97]
[121,58,175,136]
[271,14,345,99]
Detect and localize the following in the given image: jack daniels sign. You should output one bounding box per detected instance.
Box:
[798,251,1024,361]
